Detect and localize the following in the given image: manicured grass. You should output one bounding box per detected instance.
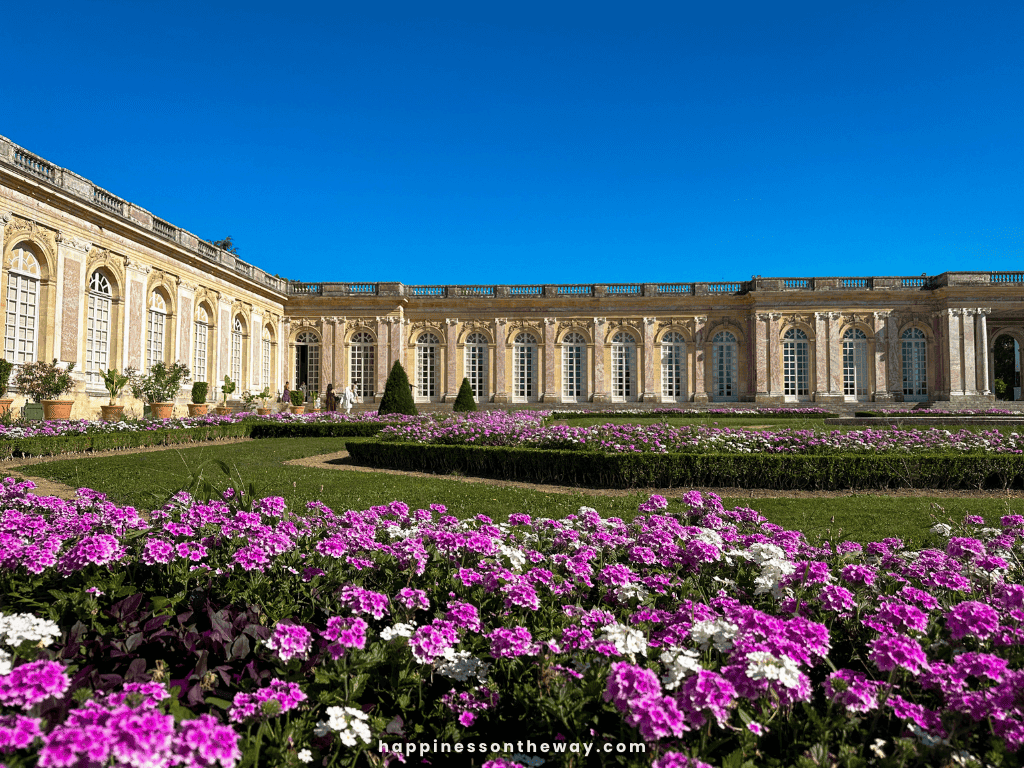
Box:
[20,437,1024,547]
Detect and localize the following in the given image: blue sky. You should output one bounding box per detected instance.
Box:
[7,1,1022,285]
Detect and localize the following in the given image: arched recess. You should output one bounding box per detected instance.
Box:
[146,285,174,372]
[900,326,930,402]
[841,327,870,401]
[659,330,688,403]
[511,331,539,403]
[415,331,442,403]
[261,322,277,396]
[463,331,490,402]
[781,327,811,401]
[991,328,1023,401]
[560,331,588,403]
[83,267,124,388]
[347,327,376,402]
[292,328,321,398]
[3,237,57,365]
[609,330,639,403]
[230,313,249,390]
[711,330,739,402]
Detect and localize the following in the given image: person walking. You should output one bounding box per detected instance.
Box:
[342,383,355,415]
[325,383,337,412]
[281,382,290,412]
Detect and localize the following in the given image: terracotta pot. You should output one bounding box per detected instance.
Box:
[257,407,271,415]
[41,400,74,420]
[288,405,305,415]
[149,402,174,419]
[187,403,209,417]
[100,404,125,422]
[214,405,232,415]
[0,398,13,417]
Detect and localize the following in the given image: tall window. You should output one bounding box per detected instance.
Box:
[611,331,637,401]
[262,328,272,390]
[465,332,488,401]
[4,244,40,365]
[712,331,738,401]
[231,317,243,386]
[661,331,686,401]
[843,328,868,400]
[193,306,209,384]
[416,332,439,401]
[350,331,375,400]
[902,328,928,401]
[561,332,586,402]
[513,332,538,401]
[146,291,167,372]
[782,328,809,398]
[85,271,111,386]
[294,331,320,396]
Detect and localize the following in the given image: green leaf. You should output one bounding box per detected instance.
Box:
[206,697,232,710]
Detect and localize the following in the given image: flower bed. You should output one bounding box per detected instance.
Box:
[1,480,1023,767]
[553,407,837,419]
[379,412,1024,455]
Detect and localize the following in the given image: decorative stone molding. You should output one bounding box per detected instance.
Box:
[56,231,91,253]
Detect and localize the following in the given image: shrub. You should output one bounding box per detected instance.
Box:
[191,382,208,404]
[452,377,477,412]
[101,369,131,404]
[13,359,77,401]
[128,361,191,403]
[290,390,305,407]
[378,361,417,416]
[0,358,12,397]
[220,375,236,404]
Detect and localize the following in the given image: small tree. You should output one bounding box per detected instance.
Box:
[0,359,13,398]
[378,361,417,416]
[220,375,236,405]
[452,377,477,412]
[191,382,208,404]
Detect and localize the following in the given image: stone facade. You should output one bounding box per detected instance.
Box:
[2,135,1023,417]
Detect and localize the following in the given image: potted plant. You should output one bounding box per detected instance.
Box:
[128,361,191,419]
[13,359,77,420]
[309,391,322,413]
[256,386,272,415]
[0,358,13,417]
[99,368,130,421]
[189,382,209,417]
[216,375,236,415]
[288,388,305,414]
[240,390,259,413]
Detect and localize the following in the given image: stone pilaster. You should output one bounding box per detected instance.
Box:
[333,318,346,390]
[768,313,783,398]
[872,312,894,402]
[124,258,151,371]
[319,317,332,395]
[976,309,991,395]
[828,313,843,395]
[640,317,658,402]
[443,318,459,401]
[279,318,290,395]
[493,319,508,403]
[754,313,770,402]
[375,317,389,401]
[178,281,197,379]
[812,313,828,401]
[692,316,708,403]
[886,314,902,399]
[946,309,964,397]
[592,318,608,403]
[55,233,90,368]
[542,318,559,403]
[962,309,976,395]
[391,318,405,390]
[218,300,232,383]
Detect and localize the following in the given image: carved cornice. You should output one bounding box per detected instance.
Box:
[55,231,91,253]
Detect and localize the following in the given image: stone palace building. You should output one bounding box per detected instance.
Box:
[1,134,1022,418]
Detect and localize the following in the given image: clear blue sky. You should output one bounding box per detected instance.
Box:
[6,1,1022,285]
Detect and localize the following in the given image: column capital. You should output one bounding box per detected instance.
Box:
[56,231,91,253]
[872,310,891,320]
[756,312,771,321]
[446,317,459,326]
[692,315,707,324]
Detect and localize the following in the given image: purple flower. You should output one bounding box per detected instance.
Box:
[487,626,538,658]
[823,670,885,713]
[840,564,877,587]
[338,586,389,619]
[266,623,312,663]
[409,620,459,664]
[395,588,429,610]
[0,714,42,752]
[229,679,307,722]
[946,600,1001,641]
[867,634,929,675]
[0,660,70,709]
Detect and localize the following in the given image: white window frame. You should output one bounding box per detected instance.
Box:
[464,332,489,401]
[512,332,538,402]
[193,307,209,385]
[4,248,41,366]
[782,328,810,399]
[660,331,686,401]
[902,328,928,402]
[146,292,167,373]
[85,271,112,387]
[712,331,738,401]
[295,331,320,397]
[350,331,375,401]
[843,328,869,400]
[231,317,243,386]
[561,332,587,402]
[611,331,638,402]
[416,332,440,402]
[262,330,272,391]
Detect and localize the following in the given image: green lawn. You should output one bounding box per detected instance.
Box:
[18,437,1021,547]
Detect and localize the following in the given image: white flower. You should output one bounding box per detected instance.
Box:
[0,649,11,676]
[745,651,802,689]
[746,542,788,565]
[380,623,417,641]
[930,523,952,537]
[599,623,648,656]
[0,613,61,650]
[499,544,527,572]
[297,749,313,763]
[689,618,739,652]
[615,582,650,602]
[325,706,372,747]
[869,738,886,758]
[435,651,491,684]
[659,646,701,690]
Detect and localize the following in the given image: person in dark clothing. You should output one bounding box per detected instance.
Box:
[325,383,337,412]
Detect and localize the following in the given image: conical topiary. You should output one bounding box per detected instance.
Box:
[378,361,418,416]
[452,377,477,412]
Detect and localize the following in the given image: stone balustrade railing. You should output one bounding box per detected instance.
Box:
[0,135,289,296]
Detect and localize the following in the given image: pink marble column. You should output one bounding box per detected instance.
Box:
[592,318,607,402]
[641,317,657,401]
[375,317,389,400]
[872,311,891,401]
[962,309,976,395]
[754,313,769,399]
[445,318,459,401]
[390,319,405,384]
[886,314,902,396]
[828,313,843,395]
[493,319,508,403]
[692,316,707,402]
[334,318,346,390]
[976,310,991,395]
[946,309,963,396]
[542,318,558,402]
[768,313,783,397]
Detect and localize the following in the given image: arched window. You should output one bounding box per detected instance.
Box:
[85,271,112,386]
[661,331,686,401]
[782,328,809,398]
[295,330,320,396]
[561,332,587,402]
[611,331,638,402]
[4,244,41,365]
[843,328,869,400]
[416,332,440,401]
[193,306,209,384]
[464,332,488,401]
[146,290,168,372]
[262,327,273,391]
[350,331,375,401]
[902,328,928,401]
[231,317,244,386]
[513,332,538,402]
[712,331,738,401]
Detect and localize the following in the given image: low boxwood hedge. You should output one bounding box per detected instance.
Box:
[344,440,1024,490]
[246,421,386,439]
[0,423,251,459]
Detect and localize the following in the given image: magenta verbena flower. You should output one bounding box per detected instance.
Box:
[228,679,307,722]
[653,753,714,768]
[840,564,877,587]
[338,586,390,619]
[266,622,313,663]
[946,600,1001,641]
[947,537,986,559]
[867,634,929,675]
[323,616,368,656]
[823,670,885,713]
[445,601,482,632]
[409,620,459,664]
[0,714,42,752]
[603,662,662,713]
[487,626,538,659]
[0,660,70,709]
[675,669,737,728]
[818,585,855,613]
[395,588,429,610]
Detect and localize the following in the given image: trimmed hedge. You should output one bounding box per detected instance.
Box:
[344,440,1024,490]
[246,422,386,439]
[0,423,251,459]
